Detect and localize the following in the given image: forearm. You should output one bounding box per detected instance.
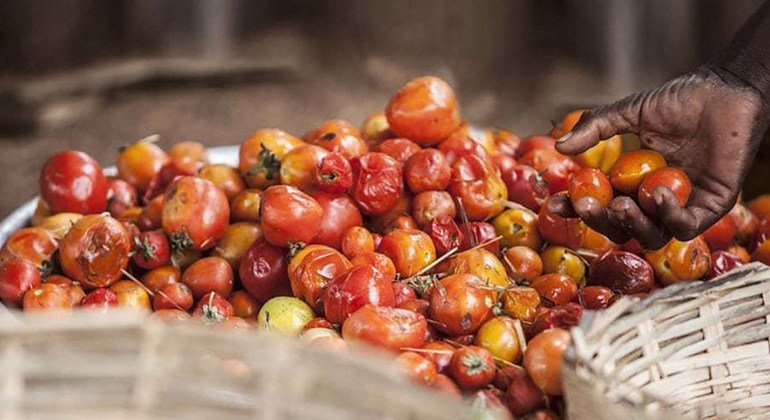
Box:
[710,1,770,103]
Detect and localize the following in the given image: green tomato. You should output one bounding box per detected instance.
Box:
[257,296,315,335]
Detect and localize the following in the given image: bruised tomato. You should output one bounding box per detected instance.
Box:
[449,154,507,221]
[538,194,586,249]
[375,138,422,163]
[519,148,579,194]
[238,129,303,189]
[288,245,351,312]
[645,237,711,285]
[0,258,41,307]
[161,176,229,251]
[279,144,329,191]
[466,222,499,254]
[45,275,85,307]
[530,274,578,306]
[239,238,292,303]
[323,265,396,324]
[501,165,549,212]
[341,226,375,259]
[59,214,131,289]
[350,152,404,216]
[40,151,108,214]
[305,119,368,159]
[531,303,583,335]
[341,305,427,352]
[80,287,118,311]
[181,256,233,299]
[378,229,436,278]
[392,282,416,305]
[311,191,363,249]
[425,215,465,256]
[428,273,494,336]
[316,153,353,194]
[501,287,541,325]
[589,250,655,295]
[153,282,194,311]
[260,185,323,248]
[0,227,58,269]
[385,76,461,145]
[578,286,614,310]
[404,148,452,194]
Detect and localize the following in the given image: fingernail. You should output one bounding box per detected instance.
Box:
[556,133,572,143]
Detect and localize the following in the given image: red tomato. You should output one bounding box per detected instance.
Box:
[425,215,465,256]
[117,139,169,193]
[349,252,397,280]
[438,132,492,167]
[341,226,375,259]
[730,203,759,246]
[229,290,261,320]
[422,341,455,373]
[638,167,693,217]
[181,256,233,299]
[0,227,58,270]
[449,154,507,221]
[392,282,417,306]
[137,195,164,231]
[707,250,745,279]
[411,191,456,228]
[350,152,404,216]
[432,374,462,398]
[503,246,543,282]
[0,258,42,307]
[161,176,229,251]
[504,367,546,416]
[378,229,437,277]
[448,346,496,390]
[568,168,613,207]
[305,119,369,159]
[311,191,363,249]
[131,230,171,270]
[530,274,578,306]
[524,328,571,395]
[515,135,556,159]
[239,238,292,303]
[288,245,352,312]
[375,138,422,163]
[491,152,517,174]
[106,178,139,218]
[154,281,194,311]
[538,194,586,249]
[501,165,549,212]
[140,265,180,293]
[465,222,499,254]
[382,215,418,234]
[323,265,396,324]
[193,292,234,324]
[578,286,614,310]
[341,305,427,352]
[45,275,85,307]
[493,129,522,156]
[386,76,461,145]
[260,185,323,248]
[316,153,353,193]
[59,214,131,289]
[394,351,438,386]
[428,273,494,336]
[531,303,583,335]
[279,144,329,191]
[40,151,108,214]
[404,148,452,194]
[80,288,118,311]
[519,148,580,194]
[702,214,738,251]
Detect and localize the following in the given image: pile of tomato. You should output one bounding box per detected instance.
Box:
[3,75,770,419]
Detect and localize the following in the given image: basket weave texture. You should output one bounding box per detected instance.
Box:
[565,262,770,420]
[0,312,471,420]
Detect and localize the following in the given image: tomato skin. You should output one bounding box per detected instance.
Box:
[323,265,396,324]
[0,227,58,269]
[288,245,352,312]
[0,258,42,307]
[341,226,375,259]
[161,176,230,251]
[311,191,363,250]
[638,167,692,217]
[501,165,549,212]
[260,185,323,248]
[316,153,353,194]
[239,238,291,303]
[425,215,465,256]
[448,346,496,390]
[350,152,404,216]
[394,351,438,386]
[131,230,171,270]
[59,215,131,289]
[386,76,461,145]
[524,328,571,395]
[428,273,494,336]
[608,149,667,195]
[117,140,169,193]
[378,229,436,278]
[40,151,108,214]
[279,144,329,191]
[181,256,233,299]
[589,250,655,295]
[350,252,397,280]
[193,292,234,324]
[154,281,194,311]
[404,149,452,194]
[238,129,303,189]
[106,178,139,218]
[341,305,427,352]
[449,154,507,221]
[23,283,71,312]
[306,119,369,159]
[411,191,456,228]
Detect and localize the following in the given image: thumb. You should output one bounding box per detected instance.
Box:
[556,92,644,155]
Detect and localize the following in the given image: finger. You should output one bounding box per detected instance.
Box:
[545,194,579,219]
[652,187,720,241]
[556,92,644,155]
[572,197,630,244]
[608,196,671,250]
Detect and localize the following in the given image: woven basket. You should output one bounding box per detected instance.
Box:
[565,261,770,420]
[0,311,480,420]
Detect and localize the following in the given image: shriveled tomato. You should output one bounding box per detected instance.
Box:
[182,256,233,299]
[428,273,494,336]
[386,76,461,145]
[316,153,353,193]
[45,275,85,308]
[341,304,427,352]
[449,154,507,221]
[589,250,655,295]
[501,287,541,324]
[59,214,131,289]
[196,163,245,201]
[501,165,549,212]
[238,128,303,189]
[465,222,499,254]
[524,328,571,395]
[448,346,496,390]
[493,208,542,249]
[645,237,711,285]
[260,185,323,248]
[306,119,368,159]
[341,226,375,259]
[140,265,180,293]
[40,150,108,214]
[279,144,329,191]
[378,229,436,278]
[288,245,351,312]
[0,227,58,270]
[394,351,438,386]
[531,303,583,335]
[311,191,363,249]
[23,283,71,312]
[239,237,291,303]
[154,281,194,311]
[438,132,492,167]
[131,230,171,270]
[323,265,396,324]
[425,215,465,256]
[80,287,118,311]
[375,138,422,163]
[578,286,614,310]
[211,222,262,269]
[365,194,412,234]
[350,152,404,216]
[503,246,543,282]
[0,258,41,307]
[193,292,234,324]
[404,148,452,194]
[519,148,579,194]
[106,178,139,218]
[117,138,169,193]
[350,252,397,279]
[162,176,229,251]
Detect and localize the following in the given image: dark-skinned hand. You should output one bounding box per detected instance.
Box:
[549,67,767,250]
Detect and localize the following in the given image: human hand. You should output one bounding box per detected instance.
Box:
[551,67,767,249]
